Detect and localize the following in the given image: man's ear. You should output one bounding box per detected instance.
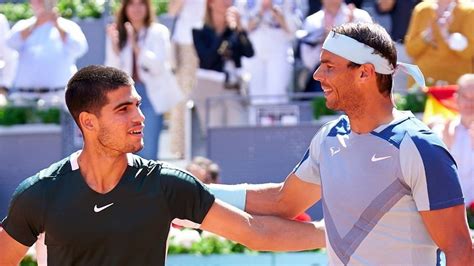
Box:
[78,111,97,132]
[359,64,376,80]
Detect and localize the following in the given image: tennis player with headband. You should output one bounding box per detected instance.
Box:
[192,22,473,265]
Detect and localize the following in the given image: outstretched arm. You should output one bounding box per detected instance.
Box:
[245,173,321,218]
[0,227,29,265]
[200,199,325,251]
[208,173,321,219]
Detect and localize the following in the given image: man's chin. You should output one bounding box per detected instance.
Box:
[326,102,338,112]
[130,144,144,154]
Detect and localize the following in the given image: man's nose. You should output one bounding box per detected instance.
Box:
[135,106,145,123]
[313,66,323,82]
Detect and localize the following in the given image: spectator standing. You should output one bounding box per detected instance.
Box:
[238,0,302,105]
[0,13,17,95]
[432,74,474,205]
[105,0,182,160]
[6,0,88,104]
[405,0,474,88]
[167,0,207,159]
[299,0,372,92]
[191,0,254,129]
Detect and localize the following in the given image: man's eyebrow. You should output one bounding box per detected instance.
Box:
[320,59,332,64]
[113,101,134,110]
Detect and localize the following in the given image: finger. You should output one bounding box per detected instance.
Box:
[125,22,133,31]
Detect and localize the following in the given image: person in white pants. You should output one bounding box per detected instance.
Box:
[238,0,302,105]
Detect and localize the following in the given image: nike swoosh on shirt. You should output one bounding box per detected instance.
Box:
[371,154,391,162]
[94,203,114,213]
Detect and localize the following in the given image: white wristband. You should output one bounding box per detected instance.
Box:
[207,183,247,211]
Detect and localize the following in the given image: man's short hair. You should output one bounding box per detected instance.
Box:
[65,65,134,130]
[332,22,397,96]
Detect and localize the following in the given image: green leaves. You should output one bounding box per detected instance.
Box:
[311,96,336,120]
[167,229,254,255]
[394,92,427,113]
[311,91,427,121]
[0,105,60,125]
[153,0,169,15]
[56,0,79,19]
[76,0,104,19]
[0,0,105,22]
[0,3,33,22]
[109,0,169,16]
[467,203,474,230]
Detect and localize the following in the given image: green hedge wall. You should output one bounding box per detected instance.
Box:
[0,0,169,22]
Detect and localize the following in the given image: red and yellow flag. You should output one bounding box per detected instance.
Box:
[423,85,459,123]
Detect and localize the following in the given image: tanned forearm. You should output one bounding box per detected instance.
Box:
[444,239,473,265]
[245,183,292,217]
[247,215,326,251]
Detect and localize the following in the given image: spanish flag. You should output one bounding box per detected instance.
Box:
[423,85,459,123]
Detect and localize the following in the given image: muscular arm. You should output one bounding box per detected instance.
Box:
[0,227,29,265]
[245,173,322,219]
[200,199,325,251]
[420,205,473,265]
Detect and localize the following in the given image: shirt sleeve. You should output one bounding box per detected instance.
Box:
[159,164,215,224]
[60,19,88,60]
[1,175,45,247]
[400,130,464,211]
[5,19,31,51]
[293,121,335,185]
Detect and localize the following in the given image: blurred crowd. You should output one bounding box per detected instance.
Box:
[0,0,473,200]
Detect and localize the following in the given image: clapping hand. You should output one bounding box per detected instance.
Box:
[106,23,120,55]
[21,7,61,40]
[124,22,140,55]
[226,6,241,31]
[271,5,285,26]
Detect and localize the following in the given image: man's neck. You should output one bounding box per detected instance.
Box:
[347,99,395,134]
[77,147,129,194]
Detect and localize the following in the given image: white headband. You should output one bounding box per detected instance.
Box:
[322,32,426,88]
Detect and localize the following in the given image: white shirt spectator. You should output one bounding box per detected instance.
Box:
[238,0,303,104]
[0,14,17,89]
[7,17,88,89]
[171,0,206,45]
[300,3,372,70]
[450,120,474,204]
[105,23,182,114]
